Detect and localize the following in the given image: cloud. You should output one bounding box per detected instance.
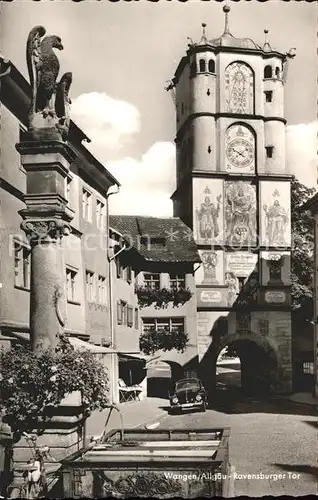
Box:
[107,142,176,216]
[286,121,317,189]
[71,92,316,217]
[71,92,176,216]
[71,92,141,152]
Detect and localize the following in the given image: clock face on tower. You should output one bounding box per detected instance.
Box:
[225,124,255,173]
[226,138,254,168]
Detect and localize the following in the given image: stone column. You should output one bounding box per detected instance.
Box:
[16,141,75,350]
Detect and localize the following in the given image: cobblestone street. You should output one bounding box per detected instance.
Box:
[154,395,317,497]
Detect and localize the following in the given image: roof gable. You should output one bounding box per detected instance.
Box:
[109,215,201,264]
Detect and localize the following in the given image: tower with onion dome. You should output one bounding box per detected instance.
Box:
[168,5,296,395]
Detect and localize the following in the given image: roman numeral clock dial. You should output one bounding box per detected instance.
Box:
[226,138,254,168]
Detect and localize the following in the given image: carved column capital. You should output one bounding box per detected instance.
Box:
[21,218,71,243]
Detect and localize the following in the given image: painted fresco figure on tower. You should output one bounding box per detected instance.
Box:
[196,188,221,242]
[263,199,289,246]
[201,251,219,284]
[225,182,256,245]
[225,271,239,307]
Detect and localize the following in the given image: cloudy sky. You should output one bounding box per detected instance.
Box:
[2,0,317,215]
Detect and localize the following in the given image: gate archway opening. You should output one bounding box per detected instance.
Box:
[201,333,279,400]
[146,360,180,399]
[216,347,242,392]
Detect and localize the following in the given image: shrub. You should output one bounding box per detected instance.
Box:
[0,335,109,441]
[135,286,192,309]
[139,328,189,355]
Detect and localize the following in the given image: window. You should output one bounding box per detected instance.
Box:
[264,65,272,79]
[66,267,78,302]
[97,275,107,304]
[199,59,206,72]
[142,317,184,333]
[303,362,314,375]
[264,91,273,103]
[82,187,92,221]
[169,273,186,290]
[65,176,72,202]
[14,242,30,289]
[127,306,133,327]
[156,318,170,331]
[86,270,95,302]
[117,301,123,325]
[116,257,121,279]
[96,199,106,231]
[143,273,160,290]
[134,308,139,329]
[275,66,280,78]
[140,236,166,250]
[266,146,274,158]
[208,59,215,73]
[116,258,132,282]
[117,300,129,325]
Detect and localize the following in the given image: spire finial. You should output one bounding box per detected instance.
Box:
[223,4,231,35]
[263,28,272,52]
[200,23,208,44]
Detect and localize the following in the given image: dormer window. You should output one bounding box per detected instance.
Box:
[199,59,206,73]
[266,146,274,158]
[264,90,273,103]
[140,236,166,250]
[264,65,272,79]
[208,60,215,73]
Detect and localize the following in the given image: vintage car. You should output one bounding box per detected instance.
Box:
[169,377,207,413]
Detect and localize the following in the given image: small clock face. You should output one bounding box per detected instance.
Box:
[226,138,254,168]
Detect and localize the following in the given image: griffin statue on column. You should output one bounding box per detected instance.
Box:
[26,26,72,141]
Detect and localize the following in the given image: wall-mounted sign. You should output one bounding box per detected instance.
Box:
[265,291,286,304]
[200,290,222,303]
[225,252,258,277]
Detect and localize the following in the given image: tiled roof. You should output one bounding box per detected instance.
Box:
[109,215,201,263]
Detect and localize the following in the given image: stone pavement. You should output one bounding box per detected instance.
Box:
[156,401,317,497]
[282,392,318,407]
[85,397,168,440]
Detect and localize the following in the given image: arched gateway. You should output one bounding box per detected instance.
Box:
[199,331,280,398]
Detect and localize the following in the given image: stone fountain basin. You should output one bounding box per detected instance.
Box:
[61,428,231,498]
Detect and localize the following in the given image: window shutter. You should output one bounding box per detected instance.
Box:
[117,301,123,325]
[127,306,133,327]
[134,308,139,329]
[116,257,121,279]
[127,266,132,282]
